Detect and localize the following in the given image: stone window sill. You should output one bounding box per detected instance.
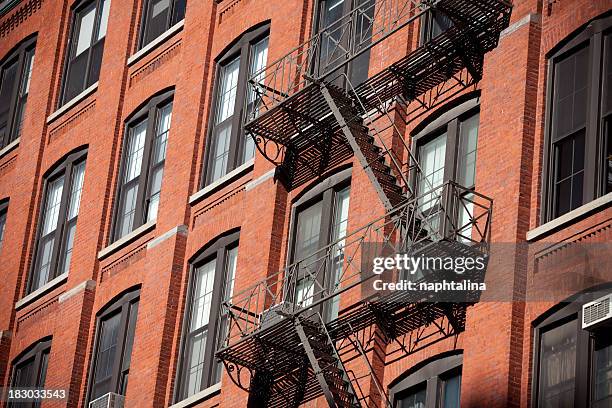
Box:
[169,383,221,408]
[98,220,156,260]
[127,20,185,67]
[47,82,98,124]
[526,193,612,241]
[15,272,68,310]
[189,159,254,205]
[0,137,20,160]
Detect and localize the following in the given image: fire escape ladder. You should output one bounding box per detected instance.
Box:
[320,83,404,211]
[295,315,361,408]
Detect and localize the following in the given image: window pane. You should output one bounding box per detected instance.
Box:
[418,133,447,210]
[215,58,240,124]
[243,37,269,163]
[441,372,461,408]
[328,187,350,320]
[60,222,76,275]
[190,260,216,331]
[68,162,86,220]
[75,7,96,56]
[97,0,111,40]
[92,312,121,399]
[294,200,323,307]
[152,0,170,17]
[606,118,612,194]
[34,236,55,289]
[0,59,18,145]
[210,122,232,182]
[458,113,479,188]
[42,176,65,235]
[14,50,35,138]
[553,46,589,140]
[604,34,612,116]
[153,104,171,164]
[186,331,207,397]
[593,332,612,408]
[124,121,147,182]
[554,132,585,217]
[538,319,577,408]
[398,384,426,408]
[146,166,163,222]
[0,208,6,250]
[118,182,139,238]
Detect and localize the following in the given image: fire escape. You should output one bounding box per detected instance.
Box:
[217,0,511,406]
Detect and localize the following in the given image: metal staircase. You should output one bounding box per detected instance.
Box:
[217,0,511,406]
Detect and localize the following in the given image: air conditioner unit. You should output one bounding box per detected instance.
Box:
[260,302,294,330]
[89,392,125,408]
[582,294,612,330]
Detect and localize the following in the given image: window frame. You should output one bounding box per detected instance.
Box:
[9,338,51,408]
[28,148,87,294]
[530,296,609,408]
[285,167,351,320]
[388,352,463,408]
[410,97,480,237]
[311,0,373,87]
[176,230,240,401]
[542,14,612,222]
[137,0,186,50]
[202,23,270,187]
[60,0,109,106]
[0,36,36,149]
[0,199,8,251]
[86,288,140,403]
[111,90,173,242]
[419,8,453,45]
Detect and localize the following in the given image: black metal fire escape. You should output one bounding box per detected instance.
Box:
[217,0,511,406]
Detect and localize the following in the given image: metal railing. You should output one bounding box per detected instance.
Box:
[246,0,436,119]
[221,181,492,347]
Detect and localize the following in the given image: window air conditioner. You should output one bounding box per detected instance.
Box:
[89,392,125,408]
[582,294,612,330]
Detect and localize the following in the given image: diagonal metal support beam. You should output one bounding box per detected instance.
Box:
[319,83,394,211]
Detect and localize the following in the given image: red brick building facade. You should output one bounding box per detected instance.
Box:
[0,0,610,407]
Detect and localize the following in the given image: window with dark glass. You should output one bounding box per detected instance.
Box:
[88,289,139,402]
[113,91,172,241]
[544,14,612,220]
[138,0,186,49]
[204,25,269,185]
[29,150,86,293]
[177,231,238,400]
[314,0,373,87]
[0,200,7,251]
[390,353,462,408]
[420,9,453,45]
[61,0,110,105]
[413,102,479,238]
[533,297,612,407]
[289,169,351,322]
[9,339,51,408]
[0,36,35,149]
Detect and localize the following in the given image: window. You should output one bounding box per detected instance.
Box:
[138,0,186,49]
[289,169,351,321]
[8,339,51,408]
[61,0,110,105]
[0,200,7,251]
[113,91,172,241]
[0,36,35,148]
[533,296,612,407]
[390,353,462,408]
[88,289,139,402]
[177,231,238,400]
[544,14,612,220]
[204,25,269,185]
[413,99,479,237]
[29,149,86,293]
[420,9,453,44]
[314,0,373,87]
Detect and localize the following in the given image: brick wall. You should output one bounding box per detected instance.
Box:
[0,0,610,407]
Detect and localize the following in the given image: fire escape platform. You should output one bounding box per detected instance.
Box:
[246,0,512,189]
